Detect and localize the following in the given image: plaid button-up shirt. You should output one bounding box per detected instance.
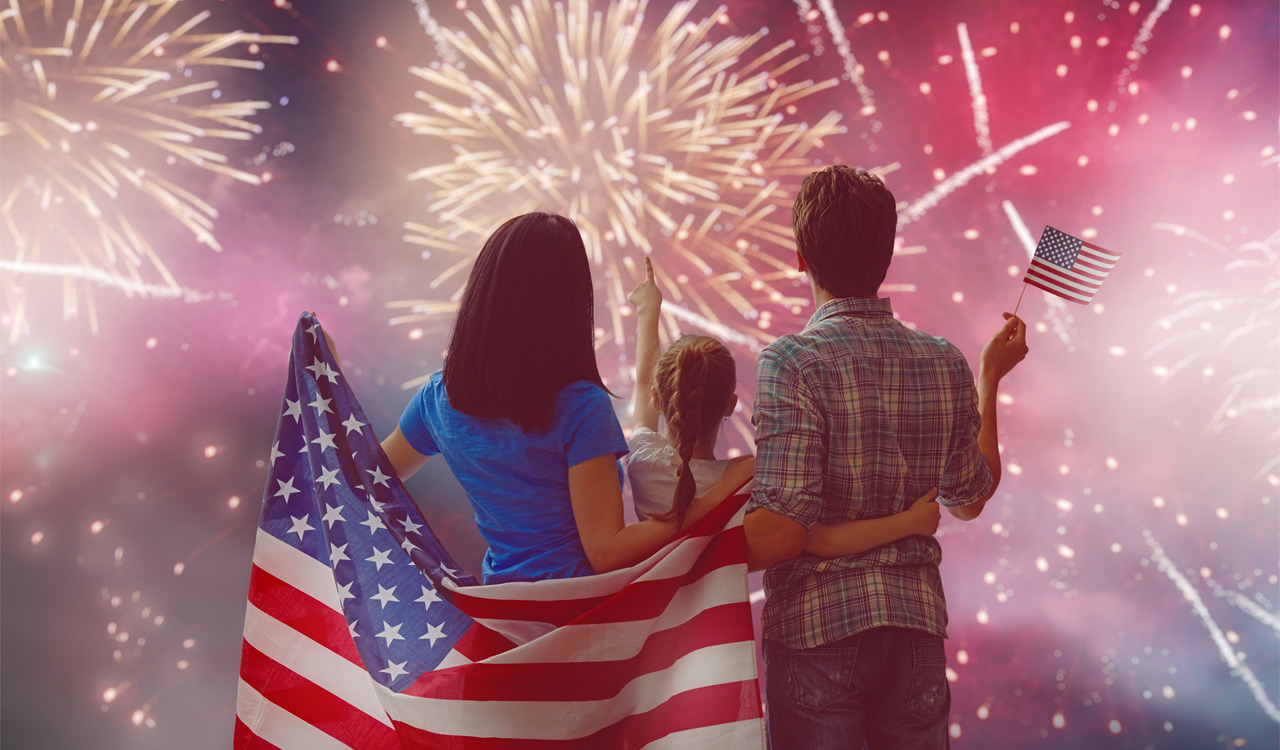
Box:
[749,296,992,648]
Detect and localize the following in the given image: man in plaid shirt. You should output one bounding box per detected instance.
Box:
[745,166,1028,749]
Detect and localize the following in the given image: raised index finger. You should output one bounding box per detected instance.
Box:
[644,256,654,281]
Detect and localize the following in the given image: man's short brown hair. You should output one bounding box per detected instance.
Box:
[792,165,897,298]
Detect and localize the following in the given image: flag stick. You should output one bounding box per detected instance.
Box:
[1012,282,1028,318]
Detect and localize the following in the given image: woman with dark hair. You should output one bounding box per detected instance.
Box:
[376,212,752,584]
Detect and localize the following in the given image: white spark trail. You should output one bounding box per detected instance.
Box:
[1001,200,1037,258]
[816,0,876,114]
[957,23,992,155]
[899,122,1071,227]
[1151,222,1230,253]
[1205,577,1280,634]
[792,0,816,28]
[1117,0,1173,94]
[410,0,458,63]
[663,305,763,352]
[1146,531,1280,723]
[0,261,227,302]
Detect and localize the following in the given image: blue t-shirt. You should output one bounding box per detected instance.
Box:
[398,371,629,584]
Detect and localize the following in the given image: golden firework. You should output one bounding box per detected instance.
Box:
[0,0,295,336]
[392,0,844,366]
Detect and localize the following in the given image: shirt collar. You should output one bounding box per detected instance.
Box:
[808,296,895,327]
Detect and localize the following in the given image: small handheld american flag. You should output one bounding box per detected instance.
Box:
[1022,226,1122,306]
[235,313,764,749]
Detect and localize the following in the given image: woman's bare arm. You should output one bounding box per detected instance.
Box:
[382,426,431,482]
[569,454,754,573]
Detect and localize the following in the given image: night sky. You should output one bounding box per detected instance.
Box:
[1,0,1277,747]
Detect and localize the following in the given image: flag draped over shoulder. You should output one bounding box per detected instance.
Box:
[235,313,764,749]
[1023,225,1121,305]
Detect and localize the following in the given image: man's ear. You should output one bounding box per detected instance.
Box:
[725,393,739,418]
[796,251,807,273]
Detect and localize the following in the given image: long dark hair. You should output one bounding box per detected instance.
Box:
[443,212,608,433]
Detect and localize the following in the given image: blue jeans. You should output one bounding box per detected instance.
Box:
[763,627,951,750]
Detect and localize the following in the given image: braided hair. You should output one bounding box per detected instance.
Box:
[649,335,736,528]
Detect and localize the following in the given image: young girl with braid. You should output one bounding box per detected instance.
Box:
[625,257,942,557]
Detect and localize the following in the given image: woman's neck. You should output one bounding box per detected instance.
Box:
[690,428,721,461]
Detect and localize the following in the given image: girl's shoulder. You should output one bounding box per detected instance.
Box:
[626,427,677,466]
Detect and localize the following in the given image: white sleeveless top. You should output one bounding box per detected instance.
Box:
[625,427,733,520]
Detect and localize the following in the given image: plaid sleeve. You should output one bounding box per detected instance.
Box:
[748,344,826,530]
[937,366,993,507]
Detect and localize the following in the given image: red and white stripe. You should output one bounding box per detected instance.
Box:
[1024,240,1121,304]
[236,497,763,749]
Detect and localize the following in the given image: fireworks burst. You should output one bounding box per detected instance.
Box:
[0,0,296,338]
[391,0,845,364]
[1146,224,1280,450]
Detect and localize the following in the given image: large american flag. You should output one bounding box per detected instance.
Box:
[1023,226,1122,305]
[235,313,764,749]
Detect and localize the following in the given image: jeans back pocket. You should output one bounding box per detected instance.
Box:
[778,645,861,712]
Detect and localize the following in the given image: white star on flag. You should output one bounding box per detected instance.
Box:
[308,395,333,416]
[342,415,367,435]
[321,504,345,527]
[414,586,441,613]
[273,477,300,503]
[314,466,342,491]
[369,582,399,608]
[419,622,447,647]
[305,357,328,381]
[376,621,405,647]
[318,362,340,384]
[380,660,408,681]
[287,515,314,540]
[367,466,391,487]
[365,547,394,571]
[359,511,386,534]
[283,398,302,422]
[335,581,355,605]
[311,429,337,452]
[269,441,284,467]
[329,542,350,567]
[400,516,424,535]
